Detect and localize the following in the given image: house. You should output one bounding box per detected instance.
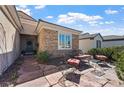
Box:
[0,5,81,75]
[79,33,103,53]
[18,11,81,57]
[0,6,23,75]
[79,33,124,53]
[103,35,124,47]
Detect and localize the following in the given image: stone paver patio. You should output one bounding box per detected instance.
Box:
[1,55,122,87]
[16,63,123,87]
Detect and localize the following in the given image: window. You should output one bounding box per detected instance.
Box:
[96,40,101,48]
[58,33,72,49]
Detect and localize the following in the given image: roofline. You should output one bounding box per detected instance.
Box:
[79,37,94,40]
[34,20,40,33]
[19,17,37,22]
[95,33,104,40]
[39,19,82,33]
[14,6,24,30]
[103,38,124,41]
[79,33,103,40]
[0,6,23,32]
[17,10,37,22]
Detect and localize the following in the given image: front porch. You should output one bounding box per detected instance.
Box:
[20,34,38,55]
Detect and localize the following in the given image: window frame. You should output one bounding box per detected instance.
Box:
[58,32,72,50]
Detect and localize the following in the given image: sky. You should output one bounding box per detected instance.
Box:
[16,5,124,36]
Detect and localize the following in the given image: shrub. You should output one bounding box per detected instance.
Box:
[88,48,98,58]
[88,48,114,59]
[36,51,49,63]
[88,46,124,81]
[116,51,124,81]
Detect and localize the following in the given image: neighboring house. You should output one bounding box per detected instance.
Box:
[79,33,103,53]
[103,35,124,47]
[79,33,124,53]
[0,6,23,75]
[0,5,81,75]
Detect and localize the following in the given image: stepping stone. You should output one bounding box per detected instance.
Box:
[103,69,120,83]
[52,84,62,87]
[64,80,75,87]
[91,70,105,77]
[45,72,63,85]
[16,77,49,87]
[85,72,108,85]
[79,75,102,87]
[104,82,115,87]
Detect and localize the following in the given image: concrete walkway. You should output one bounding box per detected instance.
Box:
[16,65,123,87]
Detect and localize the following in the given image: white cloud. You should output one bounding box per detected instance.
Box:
[99,22,104,25]
[35,5,46,9]
[18,5,27,8]
[87,27,124,36]
[16,5,31,16]
[88,21,98,26]
[46,16,53,19]
[57,12,103,24]
[105,21,114,24]
[99,21,114,25]
[105,9,118,14]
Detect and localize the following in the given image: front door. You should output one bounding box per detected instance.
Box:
[26,41,33,52]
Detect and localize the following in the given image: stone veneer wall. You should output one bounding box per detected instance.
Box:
[38,28,79,57]
[72,34,79,50]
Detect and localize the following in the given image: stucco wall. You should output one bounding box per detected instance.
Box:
[19,18,37,35]
[103,40,124,48]
[79,39,94,53]
[0,10,20,75]
[38,28,79,57]
[79,35,103,53]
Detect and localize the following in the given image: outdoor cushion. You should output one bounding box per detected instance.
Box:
[67,58,80,65]
[95,55,108,61]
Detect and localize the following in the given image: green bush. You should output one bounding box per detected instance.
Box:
[88,46,124,80]
[116,51,124,81]
[36,51,49,63]
[88,48,98,58]
[88,47,114,59]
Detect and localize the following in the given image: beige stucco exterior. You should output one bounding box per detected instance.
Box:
[19,18,37,35]
[79,35,103,53]
[0,8,21,75]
